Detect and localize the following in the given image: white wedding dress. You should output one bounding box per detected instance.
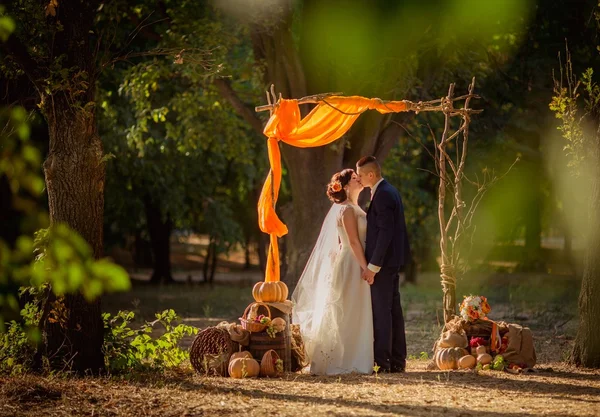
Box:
[292,203,374,375]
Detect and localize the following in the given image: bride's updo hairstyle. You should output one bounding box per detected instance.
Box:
[326,169,354,203]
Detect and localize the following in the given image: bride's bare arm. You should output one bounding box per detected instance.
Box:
[341,207,368,271]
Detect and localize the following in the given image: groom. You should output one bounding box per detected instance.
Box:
[356,156,410,373]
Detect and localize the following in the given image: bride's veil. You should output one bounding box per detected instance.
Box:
[292,203,345,368]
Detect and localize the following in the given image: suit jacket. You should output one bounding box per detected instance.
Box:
[365,179,411,269]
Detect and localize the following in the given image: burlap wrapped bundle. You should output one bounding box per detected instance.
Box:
[290,324,308,372]
[216,321,251,347]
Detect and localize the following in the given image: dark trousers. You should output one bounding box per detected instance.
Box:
[370,266,407,370]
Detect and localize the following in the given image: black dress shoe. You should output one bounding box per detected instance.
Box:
[390,366,406,373]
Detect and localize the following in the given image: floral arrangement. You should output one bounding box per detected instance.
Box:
[459,295,491,322]
[331,181,342,192]
[469,337,488,348]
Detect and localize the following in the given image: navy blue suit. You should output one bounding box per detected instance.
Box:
[366,179,410,371]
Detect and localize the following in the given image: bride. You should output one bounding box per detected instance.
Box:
[292,169,374,375]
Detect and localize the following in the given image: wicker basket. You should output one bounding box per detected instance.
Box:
[240,302,272,333]
[189,327,235,376]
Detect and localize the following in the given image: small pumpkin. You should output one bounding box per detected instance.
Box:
[230,351,253,361]
[438,331,468,348]
[457,355,477,369]
[228,357,260,378]
[260,349,282,377]
[253,281,289,303]
[271,317,286,333]
[477,353,492,365]
[434,347,469,370]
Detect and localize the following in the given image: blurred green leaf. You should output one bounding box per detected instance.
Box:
[0,15,15,42]
[67,263,84,291]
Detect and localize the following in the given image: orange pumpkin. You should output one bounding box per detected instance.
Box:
[252,281,289,303]
[260,350,282,377]
[434,347,469,370]
[228,357,260,378]
[230,351,253,361]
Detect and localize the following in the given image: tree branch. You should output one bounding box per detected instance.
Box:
[213,77,264,136]
[373,120,404,161]
[128,12,163,42]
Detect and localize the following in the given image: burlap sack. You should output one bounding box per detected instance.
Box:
[501,323,536,368]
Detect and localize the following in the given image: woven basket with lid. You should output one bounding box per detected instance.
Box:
[189,327,235,376]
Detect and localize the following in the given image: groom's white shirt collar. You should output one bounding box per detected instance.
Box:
[370,177,385,199]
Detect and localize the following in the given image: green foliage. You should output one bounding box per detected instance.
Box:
[0,7,16,42]
[0,320,35,374]
[384,140,438,269]
[0,106,46,330]
[549,66,588,175]
[31,225,131,301]
[0,106,42,205]
[2,303,197,375]
[0,298,41,375]
[102,309,198,373]
[407,351,430,361]
[100,2,266,256]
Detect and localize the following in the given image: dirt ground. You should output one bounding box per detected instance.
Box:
[2,361,599,416]
[2,253,598,416]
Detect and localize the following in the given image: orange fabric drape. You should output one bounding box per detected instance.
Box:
[258,96,411,282]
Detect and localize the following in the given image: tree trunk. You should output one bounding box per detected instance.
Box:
[403,259,417,285]
[257,233,268,273]
[203,237,215,283]
[571,135,600,368]
[514,130,543,271]
[279,145,342,287]
[523,160,543,270]
[133,230,153,268]
[0,175,20,247]
[144,197,174,284]
[209,239,218,284]
[244,236,251,270]
[40,98,105,374]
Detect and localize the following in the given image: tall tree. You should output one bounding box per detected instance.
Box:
[550,3,600,368]
[216,0,533,284]
[0,0,206,371]
[1,0,111,372]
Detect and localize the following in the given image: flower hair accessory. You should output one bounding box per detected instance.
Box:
[331,181,342,192]
[459,295,491,322]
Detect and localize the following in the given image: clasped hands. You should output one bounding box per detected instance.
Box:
[361,267,376,285]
